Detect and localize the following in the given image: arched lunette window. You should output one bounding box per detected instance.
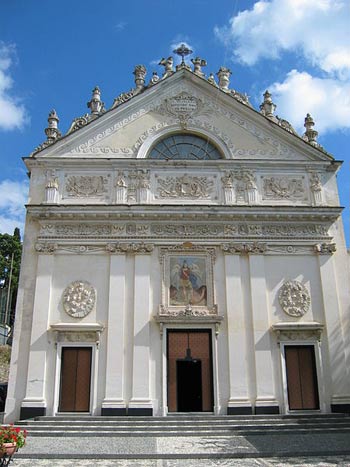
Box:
[148,134,223,160]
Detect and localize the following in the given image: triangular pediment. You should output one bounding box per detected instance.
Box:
[31,69,333,164]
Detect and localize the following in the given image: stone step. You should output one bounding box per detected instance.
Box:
[16,414,350,437]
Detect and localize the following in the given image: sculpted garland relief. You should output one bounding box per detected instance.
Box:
[262,176,307,200]
[155,174,214,199]
[279,280,311,317]
[62,280,96,318]
[65,175,109,198]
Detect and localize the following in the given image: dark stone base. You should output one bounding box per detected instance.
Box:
[20,406,46,420]
[331,404,350,414]
[128,408,153,416]
[101,407,127,416]
[227,406,253,415]
[255,405,280,415]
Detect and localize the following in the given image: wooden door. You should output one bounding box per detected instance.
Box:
[59,347,92,412]
[167,330,213,412]
[285,345,319,410]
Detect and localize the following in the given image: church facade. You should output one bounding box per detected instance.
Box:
[5,49,350,421]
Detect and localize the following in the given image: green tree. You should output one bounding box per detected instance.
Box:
[0,229,22,326]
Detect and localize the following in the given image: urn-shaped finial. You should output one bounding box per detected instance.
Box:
[303,113,318,146]
[133,65,147,90]
[216,67,231,91]
[260,90,276,118]
[45,109,61,143]
[87,86,105,115]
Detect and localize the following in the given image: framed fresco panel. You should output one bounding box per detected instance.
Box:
[159,246,216,316]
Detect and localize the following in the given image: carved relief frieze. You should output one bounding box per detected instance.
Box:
[159,303,218,317]
[106,242,154,254]
[279,280,311,317]
[272,326,323,343]
[133,122,169,152]
[155,174,215,199]
[64,175,109,198]
[70,109,147,154]
[262,176,307,200]
[62,280,96,318]
[221,242,267,254]
[38,221,330,241]
[212,105,298,159]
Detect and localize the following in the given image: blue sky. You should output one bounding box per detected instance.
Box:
[0,0,349,244]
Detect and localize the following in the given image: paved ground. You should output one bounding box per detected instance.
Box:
[15,432,350,457]
[9,457,350,466]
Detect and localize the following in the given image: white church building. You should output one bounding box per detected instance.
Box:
[5,46,350,421]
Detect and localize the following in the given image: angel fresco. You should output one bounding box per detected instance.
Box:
[169,256,207,306]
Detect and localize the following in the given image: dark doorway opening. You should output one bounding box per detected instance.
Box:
[167,329,213,412]
[59,347,92,412]
[285,345,319,410]
[177,359,202,412]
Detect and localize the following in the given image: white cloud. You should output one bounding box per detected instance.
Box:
[0,43,28,131]
[115,21,127,31]
[0,180,28,234]
[268,70,350,133]
[215,1,350,134]
[214,0,350,78]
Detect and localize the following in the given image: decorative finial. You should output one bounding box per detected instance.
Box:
[303,113,318,146]
[216,67,231,91]
[191,57,207,77]
[148,71,160,86]
[159,56,174,78]
[173,43,193,71]
[133,65,147,91]
[45,109,61,143]
[260,90,276,118]
[207,73,218,86]
[87,86,105,115]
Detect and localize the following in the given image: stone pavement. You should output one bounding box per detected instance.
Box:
[9,456,350,466]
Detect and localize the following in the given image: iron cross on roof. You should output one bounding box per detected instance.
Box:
[173,43,193,65]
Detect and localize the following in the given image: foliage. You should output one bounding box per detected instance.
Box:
[0,424,27,449]
[0,229,22,326]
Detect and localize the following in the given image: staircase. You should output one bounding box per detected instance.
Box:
[15,414,350,461]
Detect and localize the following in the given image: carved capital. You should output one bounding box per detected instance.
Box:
[35,242,57,254]
[314,243,336,255]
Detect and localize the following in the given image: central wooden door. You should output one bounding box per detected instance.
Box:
[59,347,92,412]
[167,330,213,412]
[285,345,319,410]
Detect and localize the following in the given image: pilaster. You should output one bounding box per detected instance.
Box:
[223,249,251,414]
[249,254,279,414]
[317,253,350,412]
[102,253,127,415]
[129,251,153,415]
[20,253,54,419]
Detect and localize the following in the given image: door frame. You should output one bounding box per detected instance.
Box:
[161,324,219,416]
[54,342,97,415]
[280,341,325,414]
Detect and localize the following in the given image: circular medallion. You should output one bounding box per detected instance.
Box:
[278,280,310,317]
[62,280,96,318]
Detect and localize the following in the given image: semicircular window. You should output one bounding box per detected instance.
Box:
[148,134,222,160]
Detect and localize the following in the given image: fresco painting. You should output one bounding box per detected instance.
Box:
[169,256,207,306]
